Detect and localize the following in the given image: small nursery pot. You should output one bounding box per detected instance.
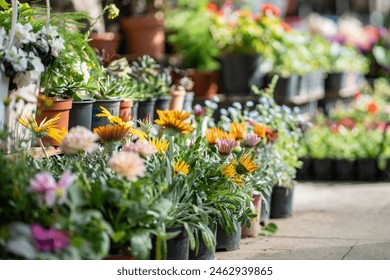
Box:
[270,186,294,219]
[216,222,241,252]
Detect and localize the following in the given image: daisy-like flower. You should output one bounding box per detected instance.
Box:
[94,125,130,143]
[149,138,169,154]
[206,128,234,145]
[221,158,243,186]
[29,170,76,208]
[230,122,246,140]
[174,160,189,176]
[123,140,157,157]
[108,152,146,181]
[61,126,99,154]
[216,138,236,155]
[236,152,259,175]
[97,107,146,140]
[18,113,62,140]
[265,128,279,144]
[244,133,261,147]
[154,110,194,134]
[253,123,267,138]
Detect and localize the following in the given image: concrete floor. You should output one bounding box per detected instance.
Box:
[215,182,390,260]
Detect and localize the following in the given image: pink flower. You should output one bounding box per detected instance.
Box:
[216,138,236,155]
[60,126,99,154]
[193,104,206,117]
[123,140,157,157]
[29,170,76,208]
[31,224,69,252]
[244,133,261,147]
[108,152,146,181]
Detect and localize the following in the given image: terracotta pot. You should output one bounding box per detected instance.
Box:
[186,69,218,98]
[120,15,165,59]
[88,32,121,58]
[119,99,134,120]
[169,90,186,110]
[36,97,72,147]
[241,194,262,238]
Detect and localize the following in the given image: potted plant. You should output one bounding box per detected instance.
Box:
[120,0,165,59]
[165,1,220,98]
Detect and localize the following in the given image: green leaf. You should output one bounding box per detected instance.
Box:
[0,0,10,9]
[130,232,151,260]
[259,223,278,237]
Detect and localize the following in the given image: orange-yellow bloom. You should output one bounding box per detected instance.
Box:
[253,123,267,138]
[94,125,129,143]
[149,138,169,154]
[154,110,194,134]
[237,152,259,174]
[174,160,189,176]
[18,113,62,141]
[221,158,243,186]
[230,122,246,140]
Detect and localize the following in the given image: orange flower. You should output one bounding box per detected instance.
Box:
[238,9,252,18]
[281,21,292,32]
[253,123,267,138]
[353,92,362,99]
[366,101,379,114]
[207,3,218,13]
[260,3,281,17]
[266,128,279,144]
[94,125,129,143]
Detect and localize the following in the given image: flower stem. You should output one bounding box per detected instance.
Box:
[39,138,49,158]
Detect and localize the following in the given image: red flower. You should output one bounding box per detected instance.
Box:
[260,4,281,17]
[339,118,355,129]
[366,101,379,114]
[265,128,279,144]
[207,3,219,13]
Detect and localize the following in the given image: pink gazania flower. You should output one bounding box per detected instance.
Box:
[244,133,261,147]
[60,126,99,155]
[108,152,146,181]
[123,140,157,157]
[29,170,76,208]
[193,104,206,118]
[216,138,236,155]
[31,224,69,252]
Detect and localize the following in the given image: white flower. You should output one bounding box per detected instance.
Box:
[28,54,45,80]
[5,46,28,72]
[13,23,35,47]
[123,140,157,157]
[73,61,90,84]
[108,152,146,181]
[61,126,99,154]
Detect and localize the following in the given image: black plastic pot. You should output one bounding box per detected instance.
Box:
[91,99,120,130]
[334,159,355,181]
[296,158,312,180]
[356,158,379,181]
[312,158,334,181]
[260,191,272,226]
[189,227,216,260]
[154,95,172,118]
[131,101,139,122]
[325,73,346,90]
[274,75,300,102]
[183,92,194,112]
[166,227,189,260]
[220,54,260,95]
[270,186,294,219]
[68,99,95,130]
[216,222,241,252]
[137,98,156,121]
[383,159,390,181]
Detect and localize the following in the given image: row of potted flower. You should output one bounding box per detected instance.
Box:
[298,78,390,181]
[0,76,303,259]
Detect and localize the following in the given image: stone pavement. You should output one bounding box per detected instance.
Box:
[216,182,390,260]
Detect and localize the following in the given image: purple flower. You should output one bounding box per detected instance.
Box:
[31,224,69,252]
[193,104,206,117]
[29,170,76,208]
[244,133,261,147]
[216,138,236,155]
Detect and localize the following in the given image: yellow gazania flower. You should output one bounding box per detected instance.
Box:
[97,106,146,141]
[253,123,267,138]
[149,138,169,154]
[237,152,259,175]
[18,113,62,140]
[221,158,243,186]
[94,125,129,143]
[230,122,246,140]
[174,160,189,176]
[206,128,235,145]
[48,127,67,144]
[154,110,194,134]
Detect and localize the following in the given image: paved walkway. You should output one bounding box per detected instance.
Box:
[216,182,390,260]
